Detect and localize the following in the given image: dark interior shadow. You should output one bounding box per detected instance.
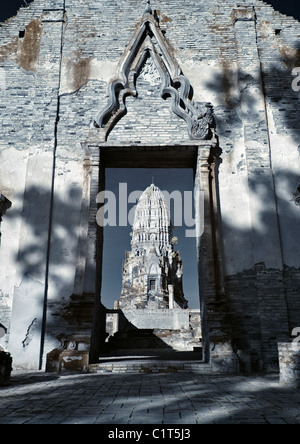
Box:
[101,309,203,362]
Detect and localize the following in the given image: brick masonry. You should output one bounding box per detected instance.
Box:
[0,0,299,371]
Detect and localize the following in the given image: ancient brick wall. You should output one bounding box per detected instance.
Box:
[0,0,299,370]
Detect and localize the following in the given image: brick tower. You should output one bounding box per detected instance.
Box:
[119,183,187,310]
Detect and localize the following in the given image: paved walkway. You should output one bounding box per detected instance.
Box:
[0,371,300,424]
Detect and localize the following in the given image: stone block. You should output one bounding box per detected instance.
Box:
[210,342,239,374]
[59,350,89,373]
[123,309,190,330]
[46,335,91,373]
[278,343,300,388]
[46,349,89,373]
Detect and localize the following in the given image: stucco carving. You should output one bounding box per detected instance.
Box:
[94,5,216,141]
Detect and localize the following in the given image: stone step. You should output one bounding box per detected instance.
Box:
[89,359,212,375]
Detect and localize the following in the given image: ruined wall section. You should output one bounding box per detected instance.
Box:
[256,10,300,269]
[255,5,300,268]
[38,0,300,370]
[43,0,242,356]
[256,9,300,356]
[0,0,67,365]
[0,0,299,369]
[217,3,300,370]
[0,6,45,339]
[0,3,46,349]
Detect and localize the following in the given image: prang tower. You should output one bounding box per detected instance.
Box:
[119,184,188,310]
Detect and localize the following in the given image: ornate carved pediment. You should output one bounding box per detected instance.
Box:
[94,1,216,141]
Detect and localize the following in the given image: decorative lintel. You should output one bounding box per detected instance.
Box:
[94,4,216,141]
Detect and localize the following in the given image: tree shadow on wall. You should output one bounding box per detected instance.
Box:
[218,169,300,371]
[7,185,84,293]
[3,184,92,359]
[210,54,300,368]
[203,41,300,371]
[205,41,300,147]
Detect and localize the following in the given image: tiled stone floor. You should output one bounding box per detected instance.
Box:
[0,370,300,424]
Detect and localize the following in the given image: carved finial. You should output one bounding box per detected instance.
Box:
[145,0,152,14]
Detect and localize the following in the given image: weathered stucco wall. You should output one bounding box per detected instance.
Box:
[0,0,299,371]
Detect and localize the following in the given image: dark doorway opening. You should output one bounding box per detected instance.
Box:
[101,167,199,310]
[89,144,207,364]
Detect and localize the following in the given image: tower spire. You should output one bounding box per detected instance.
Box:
[119,183,187,310]
[145,0,152,14]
